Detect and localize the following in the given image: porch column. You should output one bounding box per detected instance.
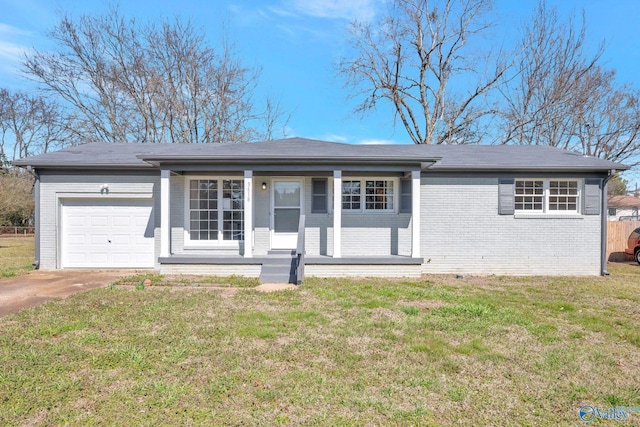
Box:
[333,170,342,258]
[411,170,421,258]
[160,169,170,257]
[244,170,253,258]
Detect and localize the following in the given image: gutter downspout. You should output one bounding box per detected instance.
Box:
[26,166,40,269]
[601,169,615,276]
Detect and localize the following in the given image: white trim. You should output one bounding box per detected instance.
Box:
[183,175,245,248]
[515,214,584,220]
[55,192,153,199]
[515,178,583,215]
[244,170,253,258]
[333,170,342,258]
[160,169,170,257]
[328,177,334,214]
[411,170,421,258]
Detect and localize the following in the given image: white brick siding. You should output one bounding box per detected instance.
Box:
[159,264,261,276]
[420,176,601,275]
[305,264,421,278]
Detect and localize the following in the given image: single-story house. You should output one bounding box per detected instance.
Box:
[14,138,627,282]
[607,195,640,221]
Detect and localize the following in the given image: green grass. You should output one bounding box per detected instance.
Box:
[0,236,34,277]
[1,237,640,424]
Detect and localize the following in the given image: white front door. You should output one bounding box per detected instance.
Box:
[271,179,302,249]
[61,198,155,268]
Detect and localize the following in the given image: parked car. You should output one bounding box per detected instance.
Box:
[625,227,640,264]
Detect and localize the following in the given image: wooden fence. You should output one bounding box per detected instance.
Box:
[607,220,640,262]
[0,226,35,236]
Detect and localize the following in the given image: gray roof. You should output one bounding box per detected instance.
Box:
[13,137,627,172]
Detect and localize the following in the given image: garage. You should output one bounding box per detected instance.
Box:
[61,199,155,268]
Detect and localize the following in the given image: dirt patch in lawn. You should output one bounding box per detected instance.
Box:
[0,270,133,316]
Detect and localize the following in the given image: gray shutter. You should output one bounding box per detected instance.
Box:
[399,178,412,213]
[311,178,328,213]
[583,178,602,215]
[498,178,515,215]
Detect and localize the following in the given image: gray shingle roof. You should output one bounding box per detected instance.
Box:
[13,137,627,172]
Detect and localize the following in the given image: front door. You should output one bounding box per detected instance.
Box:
[271,179,302,249]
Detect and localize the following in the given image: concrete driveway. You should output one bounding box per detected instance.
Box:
[0,270,133,317]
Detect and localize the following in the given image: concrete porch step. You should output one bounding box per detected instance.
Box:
[259,251,297,284]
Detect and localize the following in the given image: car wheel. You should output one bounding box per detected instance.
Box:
[636,249,640,265]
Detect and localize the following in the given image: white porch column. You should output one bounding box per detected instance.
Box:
[244,170,253,258]
[411,170,421,258]
[333,170,342,258]
[160,169,171,257]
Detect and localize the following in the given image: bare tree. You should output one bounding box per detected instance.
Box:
[259,95,292,141]
[573,67,640,165]
[339,0,509,144]
[500,1,640,166]
[23,8,289,144]
[0,89,68,172]
[499,2,601,147]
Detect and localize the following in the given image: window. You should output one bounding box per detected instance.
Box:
[311,178,328,213]
[514,179,581,214]
[189,180,218,240]
[548,180,578,211]
[187,178,243,243]
[608,207,617,216]
[342,179,395,212]
[515,180,544,211]
[222,180,244,241]
[342,180,361,210]
[365,180,393,210]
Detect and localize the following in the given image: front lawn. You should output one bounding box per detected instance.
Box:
[1,264,639,425]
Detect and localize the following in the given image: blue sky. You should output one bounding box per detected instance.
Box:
[0,0,639,165]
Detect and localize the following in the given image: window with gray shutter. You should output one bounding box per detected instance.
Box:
[399,178,412,213]
[311,178,328,213]
[583,178,601,215]
[498,178,515,215]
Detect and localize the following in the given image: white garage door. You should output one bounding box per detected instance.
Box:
[61,199,155,268]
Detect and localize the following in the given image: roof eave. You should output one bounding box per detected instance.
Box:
[12,162,154,170]
[430,165,625,173]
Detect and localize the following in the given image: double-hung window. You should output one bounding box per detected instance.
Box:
[548,180,579,211]
[515,180,544,212]
[342,179,396,213]
[514,179,580,214]
[187,178,244,244]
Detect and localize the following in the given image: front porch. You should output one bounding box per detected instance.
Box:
[150,151,428,282]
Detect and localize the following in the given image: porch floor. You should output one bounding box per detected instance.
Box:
[158,255,423,265]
